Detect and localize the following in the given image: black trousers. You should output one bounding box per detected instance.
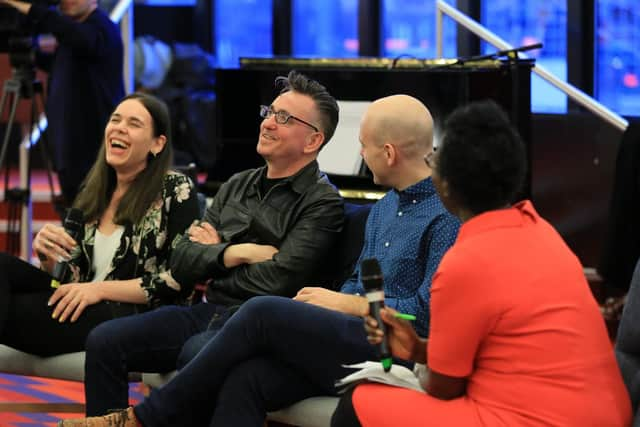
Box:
[0,252,121,356]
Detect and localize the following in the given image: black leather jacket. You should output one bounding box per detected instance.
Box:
[170,160,345,306]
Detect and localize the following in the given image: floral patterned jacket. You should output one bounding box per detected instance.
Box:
[64,171,201,310]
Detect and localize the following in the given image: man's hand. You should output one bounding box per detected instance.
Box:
[223,243,279,268]
[188,221,221,245]
[37,34,59,53]
[49,282,104,323]
[0,0,32,15]
[293,287,368,316]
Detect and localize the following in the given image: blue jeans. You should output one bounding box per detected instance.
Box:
[134,296,377,427]
[84,302,226,416]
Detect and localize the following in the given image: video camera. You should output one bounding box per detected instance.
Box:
[0,0,60,76]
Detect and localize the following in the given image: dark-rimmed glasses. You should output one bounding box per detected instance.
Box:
[424,149,437,170]
[259,105,319,132]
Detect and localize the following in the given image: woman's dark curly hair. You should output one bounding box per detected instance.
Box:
[436,100,526,215]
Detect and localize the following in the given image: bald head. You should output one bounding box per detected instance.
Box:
[363,95,434,156]
[359,95,435,190]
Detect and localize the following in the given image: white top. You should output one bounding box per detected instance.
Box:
[92,226,125,282]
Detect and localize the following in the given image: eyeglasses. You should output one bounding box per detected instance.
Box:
[424,149,437,169]
[259,105,319,132]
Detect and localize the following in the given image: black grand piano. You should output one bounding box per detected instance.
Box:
[205,57,533,200]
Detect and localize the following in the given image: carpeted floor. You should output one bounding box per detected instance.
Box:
[0,373,144,427]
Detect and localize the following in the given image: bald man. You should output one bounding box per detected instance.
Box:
[61,95,460,427]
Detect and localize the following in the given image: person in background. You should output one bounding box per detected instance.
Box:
[0,0,124,205]
[0,93,200,361]
[332,100,631,427]
[73,70,346,417]
[58,94,460,427]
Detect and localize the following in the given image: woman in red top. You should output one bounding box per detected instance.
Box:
[332,100,631,427]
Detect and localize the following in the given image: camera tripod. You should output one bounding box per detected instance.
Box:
[0,67,56,259]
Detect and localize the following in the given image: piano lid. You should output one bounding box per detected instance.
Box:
[239,57,532,70]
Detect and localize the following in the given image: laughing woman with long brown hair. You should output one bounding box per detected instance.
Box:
[0,93,200,357]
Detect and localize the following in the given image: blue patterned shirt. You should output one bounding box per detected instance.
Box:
[340,177,460,336]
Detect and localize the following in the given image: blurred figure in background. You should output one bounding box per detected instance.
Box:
[0,0,124,206]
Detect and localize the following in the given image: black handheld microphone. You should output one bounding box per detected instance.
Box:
[50,208,84,289]
[361,258,392,372]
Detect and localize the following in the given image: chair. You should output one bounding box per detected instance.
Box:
[0,346,87,412]
[615,258,640,426]
[0,346,147,413]
[318,202,372,291]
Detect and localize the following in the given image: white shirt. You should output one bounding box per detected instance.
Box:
[92,226,125,282]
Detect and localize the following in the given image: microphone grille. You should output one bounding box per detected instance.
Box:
[361,258,381,278]
[361,258,384,291]
[64,208,84,230]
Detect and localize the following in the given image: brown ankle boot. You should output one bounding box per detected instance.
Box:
[57,407,138,427]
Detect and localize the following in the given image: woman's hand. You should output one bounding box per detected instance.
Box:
[49,282,104,323]
[188,221,221,245]
[33,223,77,271]
[364,307,426,363]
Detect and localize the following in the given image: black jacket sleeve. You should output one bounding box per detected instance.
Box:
[170,179,233,283]
[212,194,344,300]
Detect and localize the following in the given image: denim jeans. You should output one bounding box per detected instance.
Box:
[134,296,377,427]
[84,302,224,416]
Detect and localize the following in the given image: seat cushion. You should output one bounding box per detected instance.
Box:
[0,344,86,382]
[142,371,176,389]
[268,396,339,427]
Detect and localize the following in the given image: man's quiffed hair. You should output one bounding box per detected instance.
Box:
[437,100,526,215]
[275,70,339,147]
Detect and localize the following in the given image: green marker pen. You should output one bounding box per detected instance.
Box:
[381,357,393,372]
[394,312,416,321]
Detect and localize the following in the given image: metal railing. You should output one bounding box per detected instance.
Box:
[111,0,135,93]
[435,0,628,132]
[16,0,134,260]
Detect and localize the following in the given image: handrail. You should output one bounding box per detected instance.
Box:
[17,0,134,260]
[111,0,135,93]
[435,0,628,132]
